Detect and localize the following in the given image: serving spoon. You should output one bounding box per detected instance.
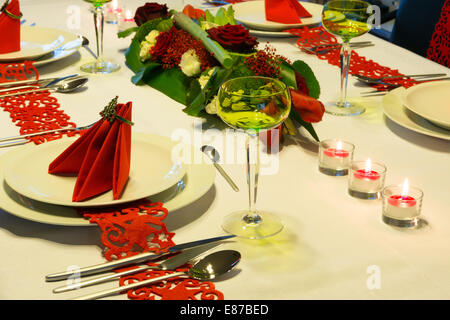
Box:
[0,77,89,99]
[73,250,241,300]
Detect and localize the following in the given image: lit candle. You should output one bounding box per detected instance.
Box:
[118,9,137,32]
[348,159,386,199]
[382,179,423,228]
[106,0,122,24]
[319,139,354,176]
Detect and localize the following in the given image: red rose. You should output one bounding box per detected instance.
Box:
[207,24,258,53]
[134,2,170,26]
[289,88,325,123]
[150,27,176,61]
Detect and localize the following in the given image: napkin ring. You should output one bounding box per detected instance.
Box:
[100,96,134,126]
[1,0,23,20]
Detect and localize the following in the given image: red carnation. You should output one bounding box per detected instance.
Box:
[289,88,325,123]
[207,24,258,53]
[134,2,170,26]
[151,27,176,61]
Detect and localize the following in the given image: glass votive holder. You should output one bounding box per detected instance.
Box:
[382,183,424,228]
[348,160,386,200]
[118,9,137,32]
[318,139,354,176]
[105,0,123,24]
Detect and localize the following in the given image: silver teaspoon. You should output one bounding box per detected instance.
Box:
[201,145,239,192]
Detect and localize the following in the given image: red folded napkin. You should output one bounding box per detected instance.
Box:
[49,97,133,202]
[265,0,312,24]
[0,0,21,54]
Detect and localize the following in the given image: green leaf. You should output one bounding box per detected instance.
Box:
[214,8,228,25]
[134,18,164,42]
[226,6,237,25]
[291,60,321,99]
[117,27,139,38]
[205,10,215,23]
[156,19,173,32]
[278,60,297,89]
[289,109,320,142]
[146,67,191,105]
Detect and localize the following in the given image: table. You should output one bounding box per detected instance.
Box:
[1,0,449,300]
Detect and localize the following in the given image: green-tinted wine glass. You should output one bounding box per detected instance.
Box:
[216,76,291,239]
[322,0,372,116]
[81,0,120,74]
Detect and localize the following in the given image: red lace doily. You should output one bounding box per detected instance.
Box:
[427,0,450,68]
[288,26,418,91]
[0,62,224,300]
[0,62,79,144]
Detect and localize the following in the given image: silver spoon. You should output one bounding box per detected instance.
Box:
[78,35,98,60]
[0,77,89,99]
[73,250,241,300]
[201,145,239,192]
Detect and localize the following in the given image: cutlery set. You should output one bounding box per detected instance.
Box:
[45,234,239,300]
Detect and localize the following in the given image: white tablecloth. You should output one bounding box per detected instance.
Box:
[0,0,449,300]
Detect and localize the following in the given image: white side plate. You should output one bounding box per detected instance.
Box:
[403,81,450,130]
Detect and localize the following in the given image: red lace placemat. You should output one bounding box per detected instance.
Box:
[0,62,224,300]
[288,26,418,91]
[427,0,450,68]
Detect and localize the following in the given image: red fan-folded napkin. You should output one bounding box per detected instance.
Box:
[49,98,133,202]
[0,0,21,54]
[265,0,312,24]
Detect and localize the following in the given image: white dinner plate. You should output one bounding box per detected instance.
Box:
[0,26,68,62]
[402,81,450,130]
[382,87,450,141]
[33,30,82,67]
[233,1,323,31]
[3,133,187,207]
[0,144,216,226]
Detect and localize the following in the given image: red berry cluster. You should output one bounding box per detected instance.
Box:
[151,27,217,71]
[243,44,291,78]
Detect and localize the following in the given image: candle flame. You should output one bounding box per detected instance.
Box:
[401,178,409,198]
[336,140,342,150]
[112,0,118,10]
[364,158,371,172]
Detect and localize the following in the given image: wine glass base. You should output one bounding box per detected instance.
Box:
[325,101,365,116]
[80,60,121,74]
[222,210,283,240]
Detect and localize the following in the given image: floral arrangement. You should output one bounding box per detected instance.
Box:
[119,2,325,141]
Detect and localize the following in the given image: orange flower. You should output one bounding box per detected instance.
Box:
[289,88,325,123]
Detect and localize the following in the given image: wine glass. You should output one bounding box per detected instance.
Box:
[216,76,291,239]
[81,0,120,74]
[321,0,372,116]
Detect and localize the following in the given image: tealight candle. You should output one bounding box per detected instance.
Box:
[382,179,424,228]
[348,159,386,199]
[318,139,354,176]
[118,9,137,32]
[106,0,123,24]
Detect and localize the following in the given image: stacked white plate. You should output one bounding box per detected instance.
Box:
[0,132,215,226]
[230,0,323,38]
[382,81,450,141]
[0,26,82,66]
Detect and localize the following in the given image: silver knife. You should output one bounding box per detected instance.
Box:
[45,234,235,282]
[0,74,78,88]
[52,242,220,293]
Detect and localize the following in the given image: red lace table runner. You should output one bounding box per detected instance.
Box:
[0,62,224,300]
[288,26,419,91]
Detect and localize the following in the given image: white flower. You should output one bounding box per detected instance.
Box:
[139,41,153,62]
[179,49,202,77]
[198,67,216,89]
[145,29,160,45]
[139,30,160,62]
[205,95,218,114]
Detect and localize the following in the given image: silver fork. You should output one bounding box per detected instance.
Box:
[0,122,96,148]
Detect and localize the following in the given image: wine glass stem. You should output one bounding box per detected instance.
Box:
[338,40,351,108]
[93,5,104,66]
[244,133,261,224]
